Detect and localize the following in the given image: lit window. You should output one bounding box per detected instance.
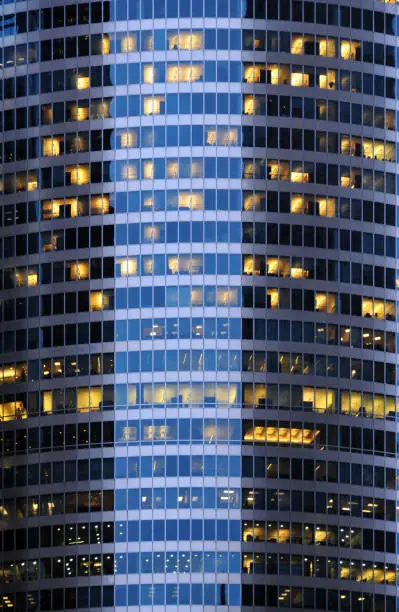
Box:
[76,74,90,90]
[340,40,360,60]
[290,72,309,87]
[269,65,279,85]
[218,128,239,146]
[90,292,106,311]
[143,65,154,83]
[143,96,165,115]
[317,197,336,217]
[120,131,137,148]
[143,161,154,180]
[243,95,255,115]
[102,36,110,55]
[27,172,38,191]
[42,137,61,157]
[191,287,203,306]
[118,258,137,277]
[167,160,179,178]
[121,35,137,53]
[68,261,89,281]
[166,64,203,83]
[290,194,303,214]
[67,165,89,185]
[178,192,203,210]
[318,37,336,57]
[290,170,309,183]
[206,128,217,145]
[243,192,263,211]
[291,35,304,54]
[122,164,137,180]
[268,161,279,180]
[167,31,203,50]
[244,64,263,83]
[70,105,89,122]
[143,225,160,241]
[319,70,336,89]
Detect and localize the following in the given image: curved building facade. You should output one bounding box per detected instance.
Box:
[0,0,398,610]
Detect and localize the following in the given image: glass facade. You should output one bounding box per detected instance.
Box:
[0,0,398,609]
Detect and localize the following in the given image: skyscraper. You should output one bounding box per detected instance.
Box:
[0,0,397,609]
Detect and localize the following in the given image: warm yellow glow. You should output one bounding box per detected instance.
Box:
[77,387,102,412]
[178,192,203,210]
[318,38,336,57]
[243,193,262,211]
[266,257,279,276]
[166,64,203,83]
[291,72,309,87]
[167,257,179,275]
[0,400,26,422]
[319,74,327,89]
[206,129,217,145]
[191,288,203,306]
[314,528,327,544]
[340,175,351,188]
[120,131,137,148]
[242,524,265,543]
[143,96,164,115]
[340,136,351,156]
[122,164,137,180]
[143,161,153,179]
[28,271,38,286]
[317,197,336,217]
[167,161,179,178]
[121,35,136,52]
[68,165,89,185]
[244,65,262,83]
[269,66,279,85]
[76,75,90,90]
[268,162,279,180]
[244,426,319,445]
[340,40,351,59]
[90,292,106,311]
[143,226,160,241]
[70,261,89,281]
[119,258,137,277]
[291,194,303,214]
[91,196,109,214]
[43,137,60,157]
[27,178,38,191]
[102,36,110,55]
[168,32,203,50]
[143,65,154,83]
[290,266,303,279]
[42,391,52,415]
[71,106,89,121]
[219,128,239,146]
[243,96,255,115]
[243,256,255,276]
[291,171,309,183]
[291,36,303,54]
[267,288,279,309]
[315,293,327,312]
[319,70,336,89]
